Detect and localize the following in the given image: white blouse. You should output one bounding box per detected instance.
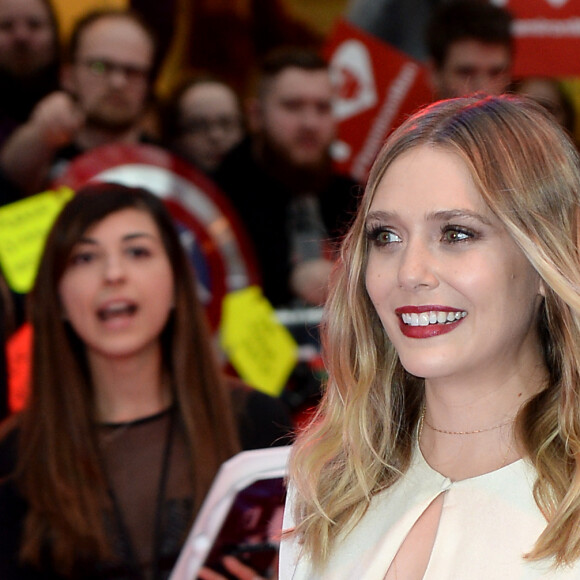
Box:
[279,449,580,579]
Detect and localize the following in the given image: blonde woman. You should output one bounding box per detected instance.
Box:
[280,95,580,579]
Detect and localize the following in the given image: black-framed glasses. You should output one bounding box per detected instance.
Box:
[79,58,150,84]
[179,116,242,136]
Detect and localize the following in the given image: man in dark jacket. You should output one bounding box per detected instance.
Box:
[215,48,359,308]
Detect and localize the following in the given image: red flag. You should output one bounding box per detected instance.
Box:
[325,20,432,183]
[507,0,580,77]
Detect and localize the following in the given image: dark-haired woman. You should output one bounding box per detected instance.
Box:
[0,183,290,579]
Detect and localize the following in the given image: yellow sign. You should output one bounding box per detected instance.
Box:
[0,187,74,293]
[221,286,298,397]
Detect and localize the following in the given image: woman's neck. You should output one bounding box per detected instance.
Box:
[88,346,172,423]
[419,361,547,480]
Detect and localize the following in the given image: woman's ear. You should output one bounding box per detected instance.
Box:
[538,278,546,298]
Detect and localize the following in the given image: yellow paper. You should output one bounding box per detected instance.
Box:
[220,286,298,396]
[0,187,74,293]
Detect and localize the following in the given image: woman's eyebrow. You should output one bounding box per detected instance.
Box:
[121,232,157,242]
[75,232,157,245]
[365,209,493,226]
[427,209,493,225]
[75,236,98,245]
[365,210,395,223]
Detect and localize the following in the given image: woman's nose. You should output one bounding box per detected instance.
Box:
[103,256,126,284]
[397,239,439,291]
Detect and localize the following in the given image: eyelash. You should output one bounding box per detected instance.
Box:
[126,246,152,258]
[69,251,95,266]
[365,226,400,246]
[67,246,153,266]
[440,225,475,243]
[365,224,476,247]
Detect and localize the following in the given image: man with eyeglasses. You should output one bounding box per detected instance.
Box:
[0,8,157,196]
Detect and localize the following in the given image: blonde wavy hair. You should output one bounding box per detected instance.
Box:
[288,95,580,568]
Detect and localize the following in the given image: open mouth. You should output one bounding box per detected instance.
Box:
[97,301,138,321]
[400,310,467,327]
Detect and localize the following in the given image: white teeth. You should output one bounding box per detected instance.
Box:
[98,301,137,321]
[401,310,466,326]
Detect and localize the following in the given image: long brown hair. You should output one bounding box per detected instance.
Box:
[13,183,240,573]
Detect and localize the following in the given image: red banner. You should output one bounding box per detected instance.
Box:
[325,20,432,183]
[507,0,580,77]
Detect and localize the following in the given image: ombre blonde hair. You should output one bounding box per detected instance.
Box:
[288,95,580,568]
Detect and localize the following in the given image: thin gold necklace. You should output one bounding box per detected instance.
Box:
[418,406,516,469]
[420,405,514,435]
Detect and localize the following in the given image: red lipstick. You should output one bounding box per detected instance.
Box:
[395,305,466,339]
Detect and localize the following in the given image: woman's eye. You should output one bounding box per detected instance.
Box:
[441,226,473,243]
[366,227,401,246]
[126,246,152,258]
[69,251,95,266]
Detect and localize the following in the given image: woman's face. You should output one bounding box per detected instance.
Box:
[364,145,544,385]
[58,208,175,366]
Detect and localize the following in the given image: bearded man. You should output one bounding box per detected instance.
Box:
[214,48,358,307]
[0,8,158,196]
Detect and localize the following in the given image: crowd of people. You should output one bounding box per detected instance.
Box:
[1,0,580,578]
